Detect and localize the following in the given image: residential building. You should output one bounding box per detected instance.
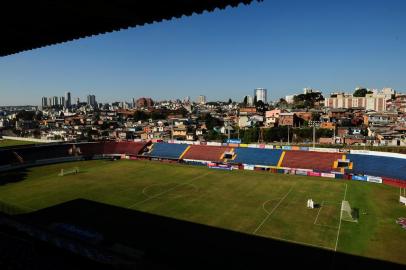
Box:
[59,96,65,107]
[52,96,59,106]
[285,95,295,104]
[265,109,281,127]
[325,89,391,112]
[87,94,97,107]
[41,97,48,108]
[197,95,206,104]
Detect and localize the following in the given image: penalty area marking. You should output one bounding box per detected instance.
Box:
[142,183,198,198]
[128,172,211,208]
[313,201,340,230]
[262,198,284,215]
[253,186,294,235]
[313,201,324,225]
[334,183,347,252]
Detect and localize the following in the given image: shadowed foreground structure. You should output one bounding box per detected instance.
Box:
[0,0,256,57]
[1,199,405,270]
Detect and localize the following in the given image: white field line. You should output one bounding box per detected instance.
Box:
[314,223,339,230]
[262,198,283,215]
[253,186,294,235]
[143,183,198,198]
[313,201,324,225]
[334,183,347,252]
[142,183,172,198]
[128,172,210,208]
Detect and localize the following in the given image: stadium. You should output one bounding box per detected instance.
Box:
[1,140,406,269]
[1,0,406,269]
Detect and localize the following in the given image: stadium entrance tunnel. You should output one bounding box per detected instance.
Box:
[1,199,404,270]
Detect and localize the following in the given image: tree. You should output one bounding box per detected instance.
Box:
[353,88,373,97]
[255,100,266,113]
[311,112,320,121]
[276,98,288,109]
[16,110,35,121]
[292,92,324,109]
[133,110,148,121]
[228,98,232,104]
[200,113,222,130]
[176,107,189,117]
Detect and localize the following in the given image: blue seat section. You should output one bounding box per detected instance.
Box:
[232,148,282,166]
[147,143,189,159]
[348,154,406,180]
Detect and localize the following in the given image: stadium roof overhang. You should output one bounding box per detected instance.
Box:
[0,0,257,57]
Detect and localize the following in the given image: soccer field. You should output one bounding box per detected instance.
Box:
[0,139,37,147]
[0,159,405,265]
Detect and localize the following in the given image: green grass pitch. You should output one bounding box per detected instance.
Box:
[0,159,405,265]
[0,139,37,147]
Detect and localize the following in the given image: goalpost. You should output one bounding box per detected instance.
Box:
[341,200,358,223]
[400,188,406,206]
[58,167,80,176]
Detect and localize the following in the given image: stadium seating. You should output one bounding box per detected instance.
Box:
[281,150,342,172]
[348,154,406,181]
[0,142,147,167]
[72,143,103,156]
[2,141,406,185]
[232,148,282,166]
[182,145,230,162]
[100,141,147,155]
[145,143,189,159]
[14,144,72,163]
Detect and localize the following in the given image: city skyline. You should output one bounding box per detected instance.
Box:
[3,84,404,107]
[1,0,406,105]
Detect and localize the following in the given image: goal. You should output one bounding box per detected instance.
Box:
[341,200,358,223]
[58,167,79,176]
[400,188,406,206]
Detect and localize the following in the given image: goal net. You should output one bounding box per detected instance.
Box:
[341,200,358,223]
[58,167,79,176]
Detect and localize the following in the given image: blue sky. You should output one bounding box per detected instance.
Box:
[1,0,405,105]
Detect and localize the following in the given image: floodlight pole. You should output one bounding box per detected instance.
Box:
[313,124,316,148]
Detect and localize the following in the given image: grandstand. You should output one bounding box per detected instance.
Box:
[182,145,231,162]
[99,141,147,156]
[0,141,148,171]
[145,143,189,159]
[1,141,406,188]
[231,148,282,166]
[280,150,343,172]
[15,144,72,163]
[348,154,406,181]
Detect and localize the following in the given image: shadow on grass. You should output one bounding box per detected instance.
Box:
[0,168,29,185]
[0,199,401,270]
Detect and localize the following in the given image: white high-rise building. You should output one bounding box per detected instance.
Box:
[285,95,295,104]
[254,88,267,103]
[41,97,48,108]
[59,96,65,107]
[244,95,254,106]
[52,96,59,106]
[197,95,206,104]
